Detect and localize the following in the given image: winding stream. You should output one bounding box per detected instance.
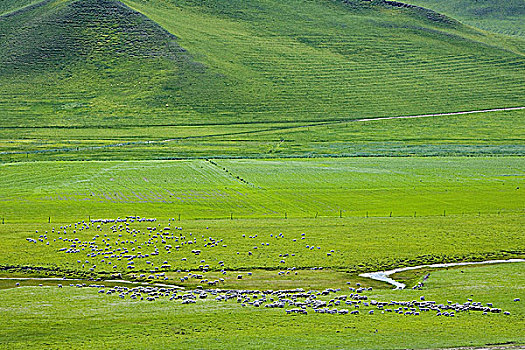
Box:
[2,259,524,291]
[359,258,525,289]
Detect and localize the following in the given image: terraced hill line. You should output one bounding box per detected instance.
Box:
[1,106,523,158]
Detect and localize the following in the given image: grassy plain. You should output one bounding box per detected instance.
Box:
[0,157,523,221]
[0,157,522,282]
[1,108,524,161]
[0,263,523,349]
[1,214,524,277]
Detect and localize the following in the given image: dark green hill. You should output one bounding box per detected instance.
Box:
[1,0,187,69]
[0,0,245,127]
[0,0,523,131]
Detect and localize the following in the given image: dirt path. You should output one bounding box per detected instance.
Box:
[354,106,525,123]
[428,344,524,350]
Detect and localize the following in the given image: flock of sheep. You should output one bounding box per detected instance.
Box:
[15,282,518,318]
[23,216,519,318]
[26,216,338,283]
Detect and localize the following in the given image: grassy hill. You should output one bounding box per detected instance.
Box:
[0,0,239,128]
[401,0,525,38]
[0,0,523,133]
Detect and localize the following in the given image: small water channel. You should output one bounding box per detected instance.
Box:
[359,258,525,289]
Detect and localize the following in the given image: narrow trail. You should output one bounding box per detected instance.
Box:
[353,106,525,123]
[360,258,525,289]
[1,106,523,157]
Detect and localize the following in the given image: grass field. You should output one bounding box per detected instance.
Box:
[0,156,522,284]
[1,108,524,161]
[1,0,524,348]
[0,157,523,221]
[1,213,523,281]
[1,263,523,349]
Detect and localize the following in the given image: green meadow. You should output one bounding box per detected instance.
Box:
[1,108,524,161]
[0,263,523,349]
[0,0,524,348]
[0,157,523,222]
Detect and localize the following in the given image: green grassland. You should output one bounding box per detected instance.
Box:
[0,0,523,131]
[0,157,522,280]
[0,263,523,349]
[0,157,523,221]
[1,108,524,161]
[1,214,523,280]
[402,0,525,38]
[1,0,524,348]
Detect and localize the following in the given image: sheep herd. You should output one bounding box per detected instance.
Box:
[26,216,339,282]
[22,216,519,318]
[15,282,518,318]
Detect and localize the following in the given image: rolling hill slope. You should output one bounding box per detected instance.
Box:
[0,0,523,131]
[401,0,525,38]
